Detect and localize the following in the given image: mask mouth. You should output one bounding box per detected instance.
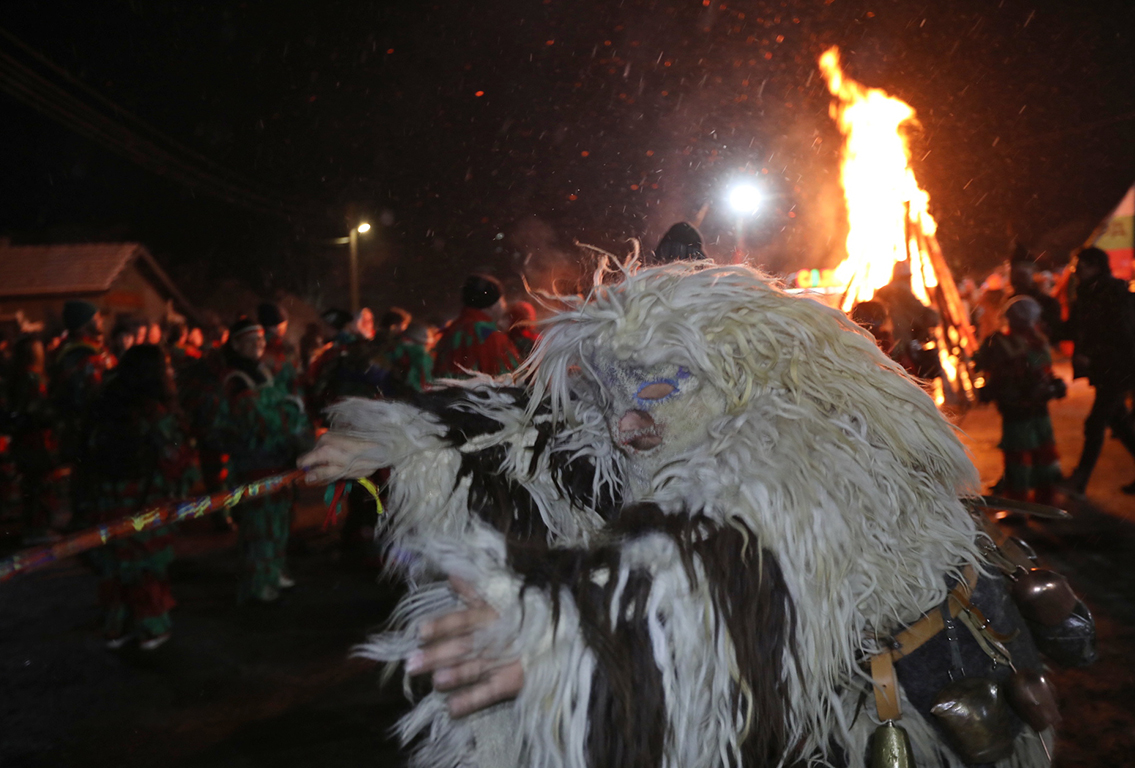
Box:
[626,432,663,451]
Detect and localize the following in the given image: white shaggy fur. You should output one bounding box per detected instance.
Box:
[342,260,1048,768]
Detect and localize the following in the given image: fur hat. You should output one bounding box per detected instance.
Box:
[653,222,705,263]
[461,274,503,309]
[62,300,98,332]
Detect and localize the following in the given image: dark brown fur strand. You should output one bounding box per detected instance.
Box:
[458,445,551,543]
[611,504,798,765]
[506,502,798,767]
[507,541,666,768]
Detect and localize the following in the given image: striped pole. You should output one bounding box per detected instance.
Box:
[0,469,305,583]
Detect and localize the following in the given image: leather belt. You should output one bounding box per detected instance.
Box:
[869,565,978,721]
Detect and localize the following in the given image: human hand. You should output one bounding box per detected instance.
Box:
[406,576,525,718]
[298,432,383,485]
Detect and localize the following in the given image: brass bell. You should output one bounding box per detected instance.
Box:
[930,677,1016,763]
[1011,567,1078,627]
[1006,668,1061,732]
[869,721,915,768]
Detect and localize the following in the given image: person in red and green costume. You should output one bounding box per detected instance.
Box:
[975,296,1067,505]
[84,344,203,650]
[214,318,314,603]
[259,302,302,396]
[50,300,114,522]
[8,336,63,543]
[433,274,520,378]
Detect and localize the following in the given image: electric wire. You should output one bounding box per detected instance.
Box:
[0,29,327,221]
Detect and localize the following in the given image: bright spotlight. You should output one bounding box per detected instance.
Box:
[728,183,762,215]
[356,222,372,234]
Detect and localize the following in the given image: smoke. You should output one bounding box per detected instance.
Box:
[510,217,603,299]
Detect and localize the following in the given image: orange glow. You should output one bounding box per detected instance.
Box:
[474,90,485,97]
[819,46,978,407]
[819,46,938,309]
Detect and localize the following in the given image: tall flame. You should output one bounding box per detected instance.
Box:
[818,47,979,407]
[818,47,938,308]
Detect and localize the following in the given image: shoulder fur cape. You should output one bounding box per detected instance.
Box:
[335,261,1052,768]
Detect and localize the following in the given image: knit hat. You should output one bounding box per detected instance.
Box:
[62,300,98,332]
[257,302,286,328]
[1003,296,1042,330]
[462,274,503,309]
[229,316,263,339]
[321,308,353,331]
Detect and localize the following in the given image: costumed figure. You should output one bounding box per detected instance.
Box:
[1008,246,1063,343]
[388,321,435,397]
[50,300,114,521]
[303,260,1094,768]
[975,297,1066,505]
[8,336,64,542]
[306,307,387,423]
[84,344,202,650]
[167,321,203,373]
[259,302,302,395]
[874,260,942,380]
[433,275,520,378]
[215,318,313,602]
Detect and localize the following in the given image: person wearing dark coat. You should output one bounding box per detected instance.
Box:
[1064,247,1135,494]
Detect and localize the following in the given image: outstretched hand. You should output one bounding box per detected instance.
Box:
[406,576,525,718]
[298,432,383,485]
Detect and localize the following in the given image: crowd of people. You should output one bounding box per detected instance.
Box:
[1,226,1130,655]
[847,241,1135,507]
[0,272,539,650]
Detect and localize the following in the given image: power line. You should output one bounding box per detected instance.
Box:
[0,26,329,222]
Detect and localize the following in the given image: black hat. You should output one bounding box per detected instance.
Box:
[1077,246,1111,274]
[320,308,353,331]
[380,307,411,329]
[461,274,503,309]
[654,222,705,263]
[1010,242,1035,267]
[62,300,98,332]
[257,302,286,327]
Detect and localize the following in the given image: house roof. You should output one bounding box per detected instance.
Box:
[0,242,195,316]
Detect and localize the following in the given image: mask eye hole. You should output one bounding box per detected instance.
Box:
[637,381,677,401]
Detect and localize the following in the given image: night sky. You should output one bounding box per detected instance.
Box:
[1,0,1133,321]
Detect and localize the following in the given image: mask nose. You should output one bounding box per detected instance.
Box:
[619,409,654,433]
[618,409,662,451]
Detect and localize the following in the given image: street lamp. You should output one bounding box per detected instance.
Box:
[348,222,371,314]
[727,182,762,216]
[727,182,762,261]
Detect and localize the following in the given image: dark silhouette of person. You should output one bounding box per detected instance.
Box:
[1064,246,1135,493]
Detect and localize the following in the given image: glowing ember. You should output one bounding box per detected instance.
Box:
[819,47,938,308]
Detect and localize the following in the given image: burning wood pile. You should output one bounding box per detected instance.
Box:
[811,47,978,407]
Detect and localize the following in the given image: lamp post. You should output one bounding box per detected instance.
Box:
[348,222,371,314]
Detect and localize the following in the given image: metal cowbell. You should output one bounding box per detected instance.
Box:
[869,721,915,768]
